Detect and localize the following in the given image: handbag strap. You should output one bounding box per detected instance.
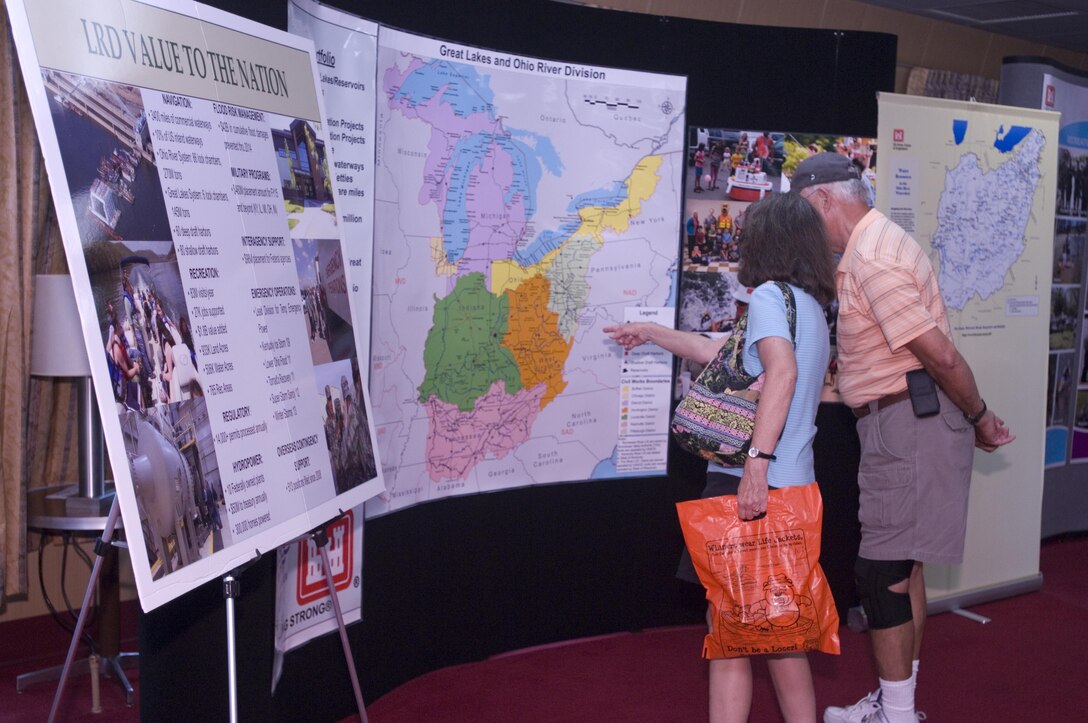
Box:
[772,281,798,346]
[700,281,799,383]
[724,281,797,378]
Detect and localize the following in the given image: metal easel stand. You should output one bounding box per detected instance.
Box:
[311,518,368,723]
[45,495,128,723]
[224,514,369,723]
[224,572,241,723]
[223,553,262,723]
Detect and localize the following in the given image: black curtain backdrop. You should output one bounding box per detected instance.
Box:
[208,0,893,136]
[139,2,891,720]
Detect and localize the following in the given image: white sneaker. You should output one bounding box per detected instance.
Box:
[824,691,882,723]
[824,694,926,723]
[861,708,926,722]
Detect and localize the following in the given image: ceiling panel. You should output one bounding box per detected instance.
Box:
[856,0,1088,54]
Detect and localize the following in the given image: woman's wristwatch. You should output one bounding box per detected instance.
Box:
[747,446,776,461]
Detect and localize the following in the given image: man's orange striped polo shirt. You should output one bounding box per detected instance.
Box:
[835,209,953,408]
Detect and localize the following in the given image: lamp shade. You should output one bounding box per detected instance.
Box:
[31,274,92,377]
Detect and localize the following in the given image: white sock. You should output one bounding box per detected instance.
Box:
[879,676,916,723]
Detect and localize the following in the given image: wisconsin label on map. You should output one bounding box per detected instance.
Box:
[932,126,1045,310]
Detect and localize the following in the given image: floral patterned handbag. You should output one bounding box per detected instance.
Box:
[671,282,796,466]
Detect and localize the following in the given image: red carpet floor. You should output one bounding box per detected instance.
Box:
[0,600,140,723]
[366,536,1088,722]
[2,538,1086,721]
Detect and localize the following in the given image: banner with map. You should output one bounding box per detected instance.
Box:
[270,0,378,675]
[367,27,686,516]
[876,93,1058,604]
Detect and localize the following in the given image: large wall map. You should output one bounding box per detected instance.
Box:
[368,28,685,515]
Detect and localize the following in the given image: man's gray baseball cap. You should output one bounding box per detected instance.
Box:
[791,152,861,191]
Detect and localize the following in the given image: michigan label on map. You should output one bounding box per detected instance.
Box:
[932,125,1045,310]
[367,28,685,515]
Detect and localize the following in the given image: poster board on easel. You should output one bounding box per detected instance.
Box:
[6,0,384,612]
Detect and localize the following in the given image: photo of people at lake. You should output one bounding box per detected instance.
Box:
[678,268,746,333]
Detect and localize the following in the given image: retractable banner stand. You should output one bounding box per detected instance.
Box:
[6,0,384,612]
[876,93,1059,609]
[1036,72,1088,466]
[1001,59,1088,538]
[268,0,378,685]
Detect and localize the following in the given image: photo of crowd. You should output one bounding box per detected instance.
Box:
[683,202,740,269]
[683,130,877,270]
[93,245,201,414]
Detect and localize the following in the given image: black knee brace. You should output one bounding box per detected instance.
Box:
[855,557,914,630]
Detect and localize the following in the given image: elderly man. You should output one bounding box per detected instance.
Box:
[792,153,1015,723]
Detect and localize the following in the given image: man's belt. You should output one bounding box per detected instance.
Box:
[852,389,911,419]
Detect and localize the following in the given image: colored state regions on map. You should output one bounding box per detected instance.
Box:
[932,126,1045,310]
[416,157,663,482]
[418,272,522,411]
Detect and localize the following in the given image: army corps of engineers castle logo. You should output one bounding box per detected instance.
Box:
[296,510,355,604]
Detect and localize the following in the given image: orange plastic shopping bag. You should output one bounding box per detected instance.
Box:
[676,482,840,659]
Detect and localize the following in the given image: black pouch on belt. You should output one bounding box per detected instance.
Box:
[905,368,939,418]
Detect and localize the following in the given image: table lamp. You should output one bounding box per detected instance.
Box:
[30,274,110,516]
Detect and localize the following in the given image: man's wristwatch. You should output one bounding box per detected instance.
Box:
[747,446,776,461]
[964,399,987,425]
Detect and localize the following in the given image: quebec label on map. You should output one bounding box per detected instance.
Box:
[7,0,385,610]
[367,27,685,516]
[876,92,1058,599]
